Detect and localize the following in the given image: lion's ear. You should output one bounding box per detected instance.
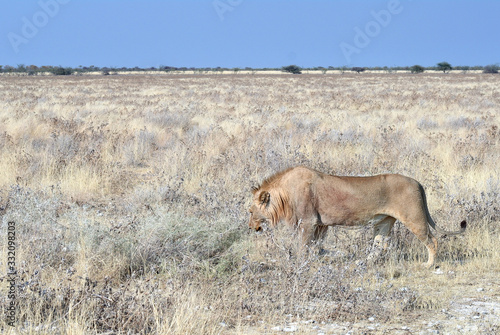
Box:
[259,191,270,205]
[251,186,259,194]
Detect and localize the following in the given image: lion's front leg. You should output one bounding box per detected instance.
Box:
[297,220,314,245]
[298,222,329,252]
[313,225,329,243]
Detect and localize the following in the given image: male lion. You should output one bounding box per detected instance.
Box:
[248,166,466,268]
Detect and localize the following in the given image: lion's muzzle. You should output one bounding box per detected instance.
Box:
[248,222,262,232]
[248,215,263,232]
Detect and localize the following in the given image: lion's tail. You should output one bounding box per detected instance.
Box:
[419,183,467,236]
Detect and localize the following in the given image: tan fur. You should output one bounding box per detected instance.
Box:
[248,166,466,268]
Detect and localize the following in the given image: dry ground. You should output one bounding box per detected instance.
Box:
[0,73,499,334]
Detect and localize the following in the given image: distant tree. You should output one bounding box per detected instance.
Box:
[282,65,302,74]
[51,66,73,75]
[27,65,38,76]
[483,64,499,74]
[16,64,28,73]
[233,67,240,74]
[437,61,452,73]
[351,67,365,73]
[410,65,425,73]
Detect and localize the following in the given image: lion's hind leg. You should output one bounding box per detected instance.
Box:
[367,216,396,262]
[400,217,438,268]
[418,231,438,268]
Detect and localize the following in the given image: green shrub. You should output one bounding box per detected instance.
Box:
[410,65,425,73]
[282,65,302,74]
[51,66,74,75]
[351,67,365,73]
[131,210,245,277]
[483,64,499,74]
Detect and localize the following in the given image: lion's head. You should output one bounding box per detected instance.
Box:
[248,171,294,231]
[248,189,270,232]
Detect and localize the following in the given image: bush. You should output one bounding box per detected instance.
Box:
[351,67,365,73]
[410,65,425,73]
[51,66,74,75]
[282,65,302,74]
[483,64,499,74]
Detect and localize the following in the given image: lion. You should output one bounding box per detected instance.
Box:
[248,166,466,268]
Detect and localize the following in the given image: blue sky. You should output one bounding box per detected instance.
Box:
[1,0,499,68]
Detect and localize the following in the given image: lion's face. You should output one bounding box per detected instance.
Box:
[248,190,271,231]
[248,204,268,231]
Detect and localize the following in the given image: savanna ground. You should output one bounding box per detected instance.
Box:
[0,73,498,334]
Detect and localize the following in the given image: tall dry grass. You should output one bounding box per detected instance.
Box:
[0,73,498,333]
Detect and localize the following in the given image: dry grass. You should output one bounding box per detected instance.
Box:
[0,73,498,334]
